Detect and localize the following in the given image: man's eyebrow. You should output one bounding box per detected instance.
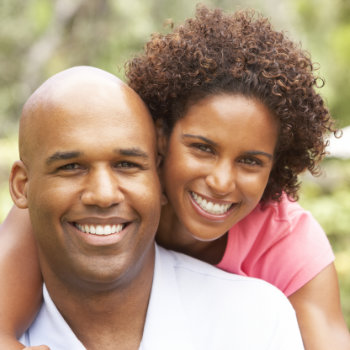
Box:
[45,148,149,165]
[182,134,218,147]
[45,151,82,165]
[116,147,149,158]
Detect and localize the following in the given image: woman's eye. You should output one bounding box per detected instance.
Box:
[240,157,262,166]
[192,143,214,153]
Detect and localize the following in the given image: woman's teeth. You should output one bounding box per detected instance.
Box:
[191,192,232,215]
[75,224,124,235]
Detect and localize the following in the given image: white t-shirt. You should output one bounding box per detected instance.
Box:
[20,244,304,349]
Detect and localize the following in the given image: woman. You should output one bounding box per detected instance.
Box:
[1,5,350,350]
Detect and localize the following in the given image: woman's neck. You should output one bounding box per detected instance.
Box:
[156,203,228,265]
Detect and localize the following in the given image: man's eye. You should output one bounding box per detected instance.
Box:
[58,163,80,171]
[115,161,140,169]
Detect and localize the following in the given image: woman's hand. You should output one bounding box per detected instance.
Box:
[0,335,49,350]
[0,206,43,349]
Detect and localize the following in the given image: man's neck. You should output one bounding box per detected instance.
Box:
[42,248,155,350]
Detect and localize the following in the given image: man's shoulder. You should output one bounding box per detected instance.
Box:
[152,245,303,349]
[157,245,287,301]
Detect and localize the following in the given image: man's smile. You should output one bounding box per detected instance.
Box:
[74,223,125,236]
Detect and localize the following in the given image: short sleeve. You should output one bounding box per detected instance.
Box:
[217,196,335,296]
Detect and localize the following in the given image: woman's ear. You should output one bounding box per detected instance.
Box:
[9,160,29,209]
[155,119,168,157]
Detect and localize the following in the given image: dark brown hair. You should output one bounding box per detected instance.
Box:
[126,5,337,202]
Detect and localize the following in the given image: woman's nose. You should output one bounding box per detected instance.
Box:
[205,160,236,195]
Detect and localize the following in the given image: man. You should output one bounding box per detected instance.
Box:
[10,66,304,349]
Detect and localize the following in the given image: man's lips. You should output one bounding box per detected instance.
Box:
[67,219,132,247]
[74,223,125,236]
[70,217,131,237]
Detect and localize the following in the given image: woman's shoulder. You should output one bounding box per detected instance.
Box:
[231,194,314,239]
[221,194,334,295]
[254,193,306,221]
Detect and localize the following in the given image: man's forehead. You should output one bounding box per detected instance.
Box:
[32,96,155,158]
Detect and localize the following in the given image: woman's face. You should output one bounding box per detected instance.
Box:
[160,93,279,241]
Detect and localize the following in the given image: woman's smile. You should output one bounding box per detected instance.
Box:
[189,191,235,218]
[159,93,278,242]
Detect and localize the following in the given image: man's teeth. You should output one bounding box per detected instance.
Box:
[191,192,232,215]
[75,224,124,235]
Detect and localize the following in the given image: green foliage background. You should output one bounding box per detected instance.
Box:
[0,0,349,327]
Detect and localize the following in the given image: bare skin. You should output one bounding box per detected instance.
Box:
[157,195,350,350]
[3,67,163,349]
[0,77,349,350]
[0,208,42,350]
[289,264,350,349]
[1,189,350,349]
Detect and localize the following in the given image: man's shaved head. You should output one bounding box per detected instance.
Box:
[19,66,154,166]
[10,65,162,296]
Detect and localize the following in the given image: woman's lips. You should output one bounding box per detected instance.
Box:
[190,191,232,215]
[189,191,238,221]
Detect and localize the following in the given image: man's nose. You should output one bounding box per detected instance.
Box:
[205,160,236,196]
[81,167,124,208]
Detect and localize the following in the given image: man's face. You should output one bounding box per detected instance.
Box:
[20,79,161,290]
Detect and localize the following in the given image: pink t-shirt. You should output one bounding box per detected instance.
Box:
[216,195,335,296]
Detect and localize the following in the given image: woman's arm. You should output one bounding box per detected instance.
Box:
[289,263,350,350]
[0,206,43,349]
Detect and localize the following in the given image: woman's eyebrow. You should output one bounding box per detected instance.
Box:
[182,135,273,159]
[245,150,273,160]
[182,134,218,147]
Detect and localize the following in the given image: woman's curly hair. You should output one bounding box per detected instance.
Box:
[126,5,337,202]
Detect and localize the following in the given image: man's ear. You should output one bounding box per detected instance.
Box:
[9,160,29,209]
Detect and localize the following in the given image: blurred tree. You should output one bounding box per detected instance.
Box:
[0,0,350,326]
[2,0,348,136]
[291,0,350,128]
[2,0,335,135]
